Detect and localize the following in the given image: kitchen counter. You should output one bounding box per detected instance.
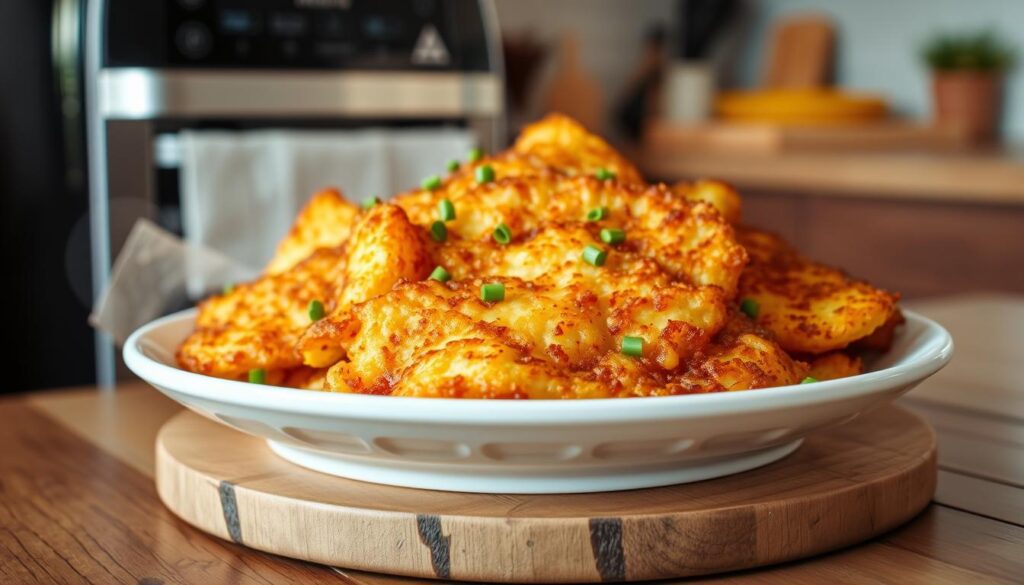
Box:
[639,146,1024,205]
[3,293,1024,584]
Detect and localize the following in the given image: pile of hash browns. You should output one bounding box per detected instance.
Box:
[177,114,900,398]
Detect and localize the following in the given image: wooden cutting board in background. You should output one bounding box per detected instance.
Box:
[156,404,936,583]
[763,14,835,88]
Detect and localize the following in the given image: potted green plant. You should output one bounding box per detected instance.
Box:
[922,31,1015,142]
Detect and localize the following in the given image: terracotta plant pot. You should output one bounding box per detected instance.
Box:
[931,71,1002,142]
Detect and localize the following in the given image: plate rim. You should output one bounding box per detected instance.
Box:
[123,308,953,425]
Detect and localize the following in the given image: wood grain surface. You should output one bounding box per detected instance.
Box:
[0,400,341,584]
[336,503,1024,585]
[902,294,1024,525]
[4,385,1024,584]
[154,404,938,582]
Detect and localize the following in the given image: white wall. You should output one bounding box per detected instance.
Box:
[735,0,1024,142]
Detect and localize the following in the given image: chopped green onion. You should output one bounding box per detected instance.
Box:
[493,222,512,245]
[480,282,505,302]
[740,298,760,319]
[595,168,616,181]
[446,159,460,173]
[600,228,626,245]
[421,175,442,191]
[621,336,644,357]
[361,196,381,210]
[801,376,819,384]
[582,244,607,267]
[586,206,608,222]
[467,147,484,163]
[222,282,235,295]
[248,368,266,384]
[308,299,325,321]
[475,164,495,184]
[429,266,451,282]
[438,198,456,221]
[430,220,448,242]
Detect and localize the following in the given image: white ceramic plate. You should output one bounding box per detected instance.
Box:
[125,309,952,494]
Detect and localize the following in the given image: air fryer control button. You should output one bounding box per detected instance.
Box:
[175,21,212,60]
[270,12,309,37]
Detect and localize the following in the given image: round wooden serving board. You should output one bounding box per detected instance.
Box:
[156,404,936,583]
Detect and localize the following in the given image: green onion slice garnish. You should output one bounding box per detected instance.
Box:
[582,244,607,266]
[248,368,266,384]
[222,282,235,295]
[446,159,460,173]
[438,199,456,221]
[421,175,442,191]
[801,376,819,384]
[621,336,644,357]
[361,196,381,210]
[480,282,505,302]
[595,168,616,181]
[740,298,760,319]
[586,206,608,222]
[430,220,448,242]
[475,164,495,184]
[308,299,325,321]
[467,147,484,163]
[493,222,512,245]
[429,266,451,282]
[600,228,625,245]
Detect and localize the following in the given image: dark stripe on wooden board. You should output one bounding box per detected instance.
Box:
[416,514,451,579]
[589,517,626,582]
[218,481,243,543]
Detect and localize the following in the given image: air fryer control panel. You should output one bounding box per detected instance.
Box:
[104,0,492,71]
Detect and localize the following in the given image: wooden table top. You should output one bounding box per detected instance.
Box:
[4,292,1023,584]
